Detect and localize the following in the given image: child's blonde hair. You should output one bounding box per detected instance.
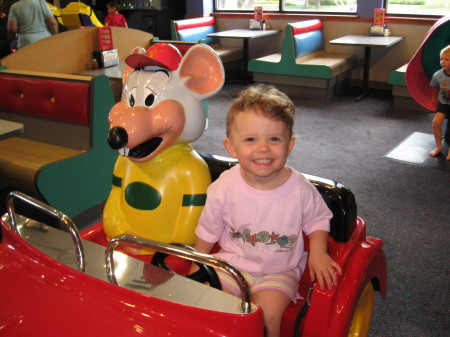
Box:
[440,44,450,57]
[226,84,295,137]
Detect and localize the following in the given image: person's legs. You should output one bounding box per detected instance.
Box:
[216,269,299,336]
[446,121,450,159]
[251,271,298,337]
[444,117,450,144]
[429,112,446,157]
[252,289,291,337]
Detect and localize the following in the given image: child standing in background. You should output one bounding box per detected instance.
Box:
[429,44,450,160]
[193,84,342,337]
[104,1,127,28]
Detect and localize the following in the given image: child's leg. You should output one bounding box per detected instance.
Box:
[444,118,450,144]
[252,289,291,337]
[445,118,450,160]
[216,269,298,336]
[429,112,446,157]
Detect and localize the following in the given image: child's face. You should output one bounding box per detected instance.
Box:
[107,5,116,14]
[224,108,295,189]
[441,52,450,73]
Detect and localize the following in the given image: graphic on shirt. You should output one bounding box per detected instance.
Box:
[231,228,298,248]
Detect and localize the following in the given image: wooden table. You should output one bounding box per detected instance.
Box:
[329,35,403,100]
[74,61,125,79]
[0,119,24,140]
[207,29,280,82]
[74,61,126,102]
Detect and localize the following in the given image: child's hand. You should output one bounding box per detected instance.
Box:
[308,251,342,290]
[308,230,342,290]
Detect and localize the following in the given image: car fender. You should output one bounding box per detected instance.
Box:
[302,235,386,337]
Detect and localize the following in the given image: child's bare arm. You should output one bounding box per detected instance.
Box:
[432,87,440,106]
[190,237,216,273]
[194,237,215,254]
[308,230,342,290]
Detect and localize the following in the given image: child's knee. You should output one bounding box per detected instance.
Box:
[253,290,291,320]
[432,119,443,129]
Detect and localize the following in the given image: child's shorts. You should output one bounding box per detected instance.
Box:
[216,268,300,303]
[436,103,450,117]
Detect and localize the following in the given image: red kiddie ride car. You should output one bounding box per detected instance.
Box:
[0,154,386,337]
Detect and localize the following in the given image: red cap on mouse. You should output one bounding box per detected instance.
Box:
[125,43,182,70]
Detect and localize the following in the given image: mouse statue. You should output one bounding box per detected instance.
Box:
[103,42,225,246]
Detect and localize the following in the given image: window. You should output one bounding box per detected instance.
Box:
[215,0,357,14]
[386,0,450,16]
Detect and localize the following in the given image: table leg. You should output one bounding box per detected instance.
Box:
[355,46,371,101]
[242,38,250,83]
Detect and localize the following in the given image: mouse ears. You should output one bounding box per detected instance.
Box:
[177,43,225,99]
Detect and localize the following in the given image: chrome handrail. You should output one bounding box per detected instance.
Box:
[105,234,252,314]
[6,191,85,272]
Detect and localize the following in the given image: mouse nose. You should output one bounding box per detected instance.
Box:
[108,126,128,150]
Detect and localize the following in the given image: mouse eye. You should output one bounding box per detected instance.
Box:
[145,94,155,107]
[128,87,137,107]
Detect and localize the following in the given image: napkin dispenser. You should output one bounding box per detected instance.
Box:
[92,49,119,68]
[369,24,390,36]
[249,19,261,30]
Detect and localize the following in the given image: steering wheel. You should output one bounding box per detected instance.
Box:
[151,243,222,290]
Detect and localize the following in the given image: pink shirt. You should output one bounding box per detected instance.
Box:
[195,165,332,279]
